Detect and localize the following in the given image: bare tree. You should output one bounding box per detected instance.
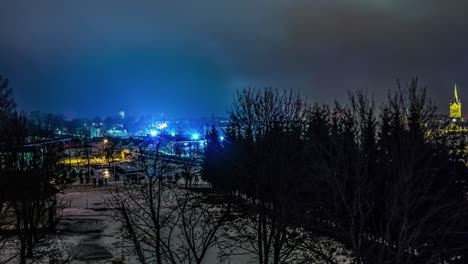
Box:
[78,128,94,181]
[163,189,230,264]
[0,200,15,264]
[0,75,17,263]
[0,76,15,121]
[110,136,230,264]
[180,144,201,188]
[205,83,468,264]
[0,76,71,264]
[99,137,120,181]
[217,87,320,264]
[1,113,65,264]
[306,81,468,264]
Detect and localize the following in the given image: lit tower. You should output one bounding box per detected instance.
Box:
[450,84,462,121]
[119,110,125,119]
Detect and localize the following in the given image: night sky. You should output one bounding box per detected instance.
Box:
[1,0,468,118]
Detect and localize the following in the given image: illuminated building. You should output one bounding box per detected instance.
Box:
[427,84,468,134]
[438,83,468,133]
[119,110,125,119]
[450,84,462,121]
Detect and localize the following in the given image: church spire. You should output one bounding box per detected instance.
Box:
[450,83,462,119]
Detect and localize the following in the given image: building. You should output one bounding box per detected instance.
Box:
[438,83,468,133]
[450,84,462,121]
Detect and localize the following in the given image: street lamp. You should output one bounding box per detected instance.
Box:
[102,139,108,172]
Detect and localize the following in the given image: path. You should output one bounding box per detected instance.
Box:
[57,184,122,263]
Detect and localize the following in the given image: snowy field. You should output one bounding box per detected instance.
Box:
[57,184,122,263]
[1,182,349,264]
[56,183,250,264]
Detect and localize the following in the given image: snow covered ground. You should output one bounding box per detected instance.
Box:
[0,182,349,264]
[57,183,249,264]
[57,183,125,263]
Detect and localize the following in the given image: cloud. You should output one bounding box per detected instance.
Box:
[0,0,467,116]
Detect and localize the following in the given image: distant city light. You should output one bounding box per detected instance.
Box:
[157,123,168,129]
[220,136,224,141]
[171,132,176,137]
[191,133,200,140]
[150,130,158,136]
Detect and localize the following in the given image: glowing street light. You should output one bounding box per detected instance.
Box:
[150,130,158,136]
[191,133,200,140]
[103,139,109,144]
[171,132,176,137]
[220,136,224,141]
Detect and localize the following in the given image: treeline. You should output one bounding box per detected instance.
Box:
[28,110,172,137]
[28,111,129,136]
[203,80,468,264]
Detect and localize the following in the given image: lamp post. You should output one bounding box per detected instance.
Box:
[102,139,108,171]
[68,139,72,170]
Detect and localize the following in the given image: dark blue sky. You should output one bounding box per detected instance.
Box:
[1,0,468,118]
